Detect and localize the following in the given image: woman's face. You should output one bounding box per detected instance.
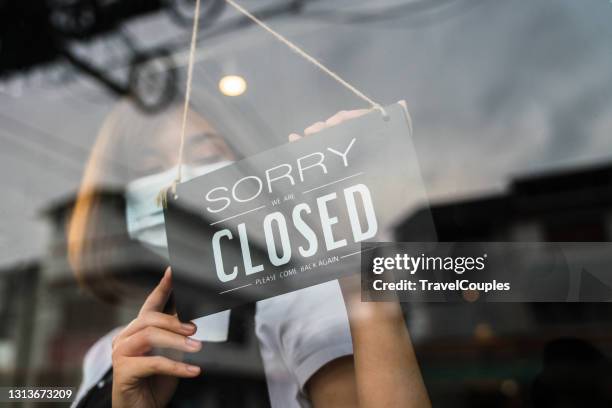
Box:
[117,107,236,301]
[129,106,235,180]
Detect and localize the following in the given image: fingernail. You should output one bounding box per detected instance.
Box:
[185,338,201,350]
[181,322,196,332]
[186,364,200,373]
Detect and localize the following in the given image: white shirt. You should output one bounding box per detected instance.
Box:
[256,280,353,407]
[73,280,353,408]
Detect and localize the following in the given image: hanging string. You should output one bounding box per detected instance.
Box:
[164,0,389,205]
[223,0,387,116]
[159,0,201,205]
[174,0,201,189]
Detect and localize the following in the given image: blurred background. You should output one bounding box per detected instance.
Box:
[1,0,612,406]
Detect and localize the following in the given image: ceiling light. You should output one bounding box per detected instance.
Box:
[219,75,247,97]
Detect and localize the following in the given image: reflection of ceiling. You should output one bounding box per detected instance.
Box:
[1,0,612,268]
[0,0,482,106]
[0,0,230,75]
[0,0,230,112]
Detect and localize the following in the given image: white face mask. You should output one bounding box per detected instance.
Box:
[125,161,232,342]
[125,161,231,258]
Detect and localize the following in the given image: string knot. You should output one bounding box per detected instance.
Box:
[373,104,389,121]
[155,179,179,209]
[169,0,392,204]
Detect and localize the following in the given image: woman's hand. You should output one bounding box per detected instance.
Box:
[111,267,202,408]
[288,109,369,142]
[291,109,431,407]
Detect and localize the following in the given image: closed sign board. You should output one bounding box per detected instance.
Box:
[164,101,434,318]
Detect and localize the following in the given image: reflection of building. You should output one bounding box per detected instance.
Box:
[395,162,612,407]
[398,162,612,242]
[0,262,39,392]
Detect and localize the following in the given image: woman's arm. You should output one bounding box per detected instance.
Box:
[293,111,430,408]
[306,285,430,408]
[342,284,431,408]
[307,356,359,408]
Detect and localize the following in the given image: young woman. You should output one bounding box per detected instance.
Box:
[68,100,430,408]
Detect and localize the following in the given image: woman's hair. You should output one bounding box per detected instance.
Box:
[67,100,221,303]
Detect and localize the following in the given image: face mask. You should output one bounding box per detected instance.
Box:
[125,161,232,342]
[125,161,231,257]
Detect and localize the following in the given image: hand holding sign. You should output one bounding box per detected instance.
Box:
[289,109,373,298]
[293,115,431,407]
[289,109,370,142]
[292,111,431,408]
[111,268,201,408]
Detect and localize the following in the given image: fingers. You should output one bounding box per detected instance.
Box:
[288,133,302,142]
[139,267,173,315]
[111,267,203,388]
[325,109,369,127]
[304,121,327,136]
[114,326,202,357]
[116,356,201,381]
[287,109,371,142]
[121,312,196,340]
[112,266,200,357]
